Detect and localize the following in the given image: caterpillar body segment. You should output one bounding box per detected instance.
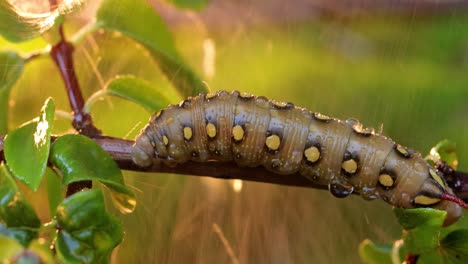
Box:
[132,90,464,225]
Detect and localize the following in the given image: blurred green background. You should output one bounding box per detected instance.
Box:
[3,0,468,263]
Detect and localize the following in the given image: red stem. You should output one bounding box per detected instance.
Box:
[441,193,468,209]
[404,254,419,264]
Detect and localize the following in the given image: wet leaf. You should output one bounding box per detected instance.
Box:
[4,98,55,190]
[50,134,136,213]
[0,51,25,134]
[359,239,393,264]
[96,0,207,97]
[55,189,123,264]
[0,163,40,246]
[106,76,172,112]
[0,0,86,42]
[394,208,446,254]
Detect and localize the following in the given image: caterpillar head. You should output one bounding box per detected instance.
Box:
[412,175,463,226]
[378,153,465,226]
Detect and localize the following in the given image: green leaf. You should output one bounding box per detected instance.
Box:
[45,168,64,217]
[0,237,54,264]
[106,76,172,112]
[50,134,136,213]
[4,98,55,190]
[359,239,393,264]
[164,0,210,10]
[439,229,468,263]
[0,163,40,246]
[394,208,446,254]
[27,239,55,264]
[0,0,86,42]
[0,235,23,259]
[55,190,123,264]
[96,0,207,97]
[0,51,25,134]
[426,139,458,169]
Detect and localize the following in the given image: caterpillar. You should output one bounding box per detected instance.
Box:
[132,90,467,226]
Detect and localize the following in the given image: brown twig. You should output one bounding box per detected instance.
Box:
[0,135,325,190]
[92,136,326,189]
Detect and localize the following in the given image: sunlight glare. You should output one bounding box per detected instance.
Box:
[203,38,216,79]
[34,113,49,147]
[232,179,242,193]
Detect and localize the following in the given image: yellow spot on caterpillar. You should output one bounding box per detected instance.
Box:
[304,146,320,163]
[163,136,169,146]
[429,169,445,189]
[265,134,281,151]
[314,112,331,121]
[206,123,217,138]
[395,144,410,157]
[232,125,244,142]
[342,159,358,174]
[183,127,193,141]
[414,195,441,206]
[378,174,394,188]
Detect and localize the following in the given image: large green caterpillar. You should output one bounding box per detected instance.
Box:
[132,90,466,225]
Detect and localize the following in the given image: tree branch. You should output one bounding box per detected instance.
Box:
[0,134,325,190]
[2,134,468,196]
[92,136,326,189]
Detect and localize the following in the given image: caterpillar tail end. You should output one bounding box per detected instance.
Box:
[132,134,154,168]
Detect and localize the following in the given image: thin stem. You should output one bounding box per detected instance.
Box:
[49,24,101,136]
[23,47,51,64]
[83,89,107,113]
